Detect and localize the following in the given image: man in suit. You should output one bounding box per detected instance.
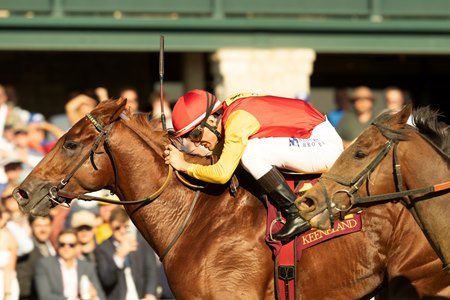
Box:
[94,207,158,300]
[35,229,105,300]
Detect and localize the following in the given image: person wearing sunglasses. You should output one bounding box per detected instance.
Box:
[164,89,344,241]
[35,229,105,300]
[94,207,158,300]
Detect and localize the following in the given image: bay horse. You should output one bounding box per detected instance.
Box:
[14,99,450,299]
[299,105,450,275]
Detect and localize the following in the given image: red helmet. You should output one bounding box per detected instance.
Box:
[172,89,222,138]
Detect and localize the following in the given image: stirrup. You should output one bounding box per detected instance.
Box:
[269,211,285,241]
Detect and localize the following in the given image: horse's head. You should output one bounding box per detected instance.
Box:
[298,105,413,229]
[14,98,128,216]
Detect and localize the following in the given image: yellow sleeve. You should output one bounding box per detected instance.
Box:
[186,110,260,184]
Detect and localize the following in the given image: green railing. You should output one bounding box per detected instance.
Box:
[63,0,212,14]
[380,0,450,17]
[222,0,369,16]
[1,0,449,19]
[0,0,52,13]
[1,0,450,53]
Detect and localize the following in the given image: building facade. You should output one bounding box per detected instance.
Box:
[1,0,449,119]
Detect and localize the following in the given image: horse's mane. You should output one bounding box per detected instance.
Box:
[131,111,154,128]
[412,107,450,156]
[131,112,212,166]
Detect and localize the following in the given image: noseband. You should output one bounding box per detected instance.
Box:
[46,113,173,207]
[318,123,450,229]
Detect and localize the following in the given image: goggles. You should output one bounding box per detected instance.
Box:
[186,120,222,143]
[185,123,215,143]
[187,124,205,143]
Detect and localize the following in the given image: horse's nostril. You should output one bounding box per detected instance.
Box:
[297,196,316,213]
[303,197,315,208]
[13,187,30,205]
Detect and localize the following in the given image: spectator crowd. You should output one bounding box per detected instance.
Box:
[0,84,173,300]
[0,81,411,300]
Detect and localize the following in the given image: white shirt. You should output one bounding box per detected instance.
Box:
[0,103,7,137]
[6,222,34,256]
[59,258,79,300]
[112,241,140,300]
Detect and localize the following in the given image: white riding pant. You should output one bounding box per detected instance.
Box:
[241,119,344,179]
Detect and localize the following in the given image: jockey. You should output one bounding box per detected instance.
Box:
[164,90,344,241]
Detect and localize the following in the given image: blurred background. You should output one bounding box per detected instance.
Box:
[0,2,449,299]
[0,0,449,122]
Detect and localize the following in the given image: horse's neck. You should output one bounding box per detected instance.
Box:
[107,127,190,255]
[402,132,450,269]
[111,125,265,261]
[115,155,191,255]
[133,181,198,256]
[403,135,450,188]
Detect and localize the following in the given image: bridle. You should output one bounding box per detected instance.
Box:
[28,111,208,262]
[318,123,450,227]
[45,113,173,207]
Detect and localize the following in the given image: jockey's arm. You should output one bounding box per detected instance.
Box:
[187,110,260,184]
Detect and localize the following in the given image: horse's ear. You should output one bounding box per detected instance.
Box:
[110,97,128,122]
[388,104,412,128]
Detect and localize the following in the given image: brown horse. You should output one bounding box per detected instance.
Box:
[299,105,450,277]
[14,99,450,299]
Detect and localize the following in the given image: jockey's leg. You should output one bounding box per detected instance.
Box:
[241,119,342,177]
[240,119,343,240]
[257,167,311,241]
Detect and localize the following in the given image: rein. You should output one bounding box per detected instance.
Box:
[320,124,450,217]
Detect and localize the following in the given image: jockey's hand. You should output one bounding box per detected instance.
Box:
[164,144,190,172]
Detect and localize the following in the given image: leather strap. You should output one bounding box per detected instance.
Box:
[276,240,296,300]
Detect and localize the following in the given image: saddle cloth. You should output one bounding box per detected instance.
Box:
[265,177,362,259]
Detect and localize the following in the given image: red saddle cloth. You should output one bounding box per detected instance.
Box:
[265,176,362,300]
[266,205,362,258]
[265,177,362,258]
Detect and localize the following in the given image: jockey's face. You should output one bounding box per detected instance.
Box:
[191,115,221,151]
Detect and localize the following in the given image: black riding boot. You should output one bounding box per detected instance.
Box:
[258,167,311,241]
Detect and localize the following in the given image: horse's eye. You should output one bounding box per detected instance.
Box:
[63,141,79,150]
[353,150,367,159]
